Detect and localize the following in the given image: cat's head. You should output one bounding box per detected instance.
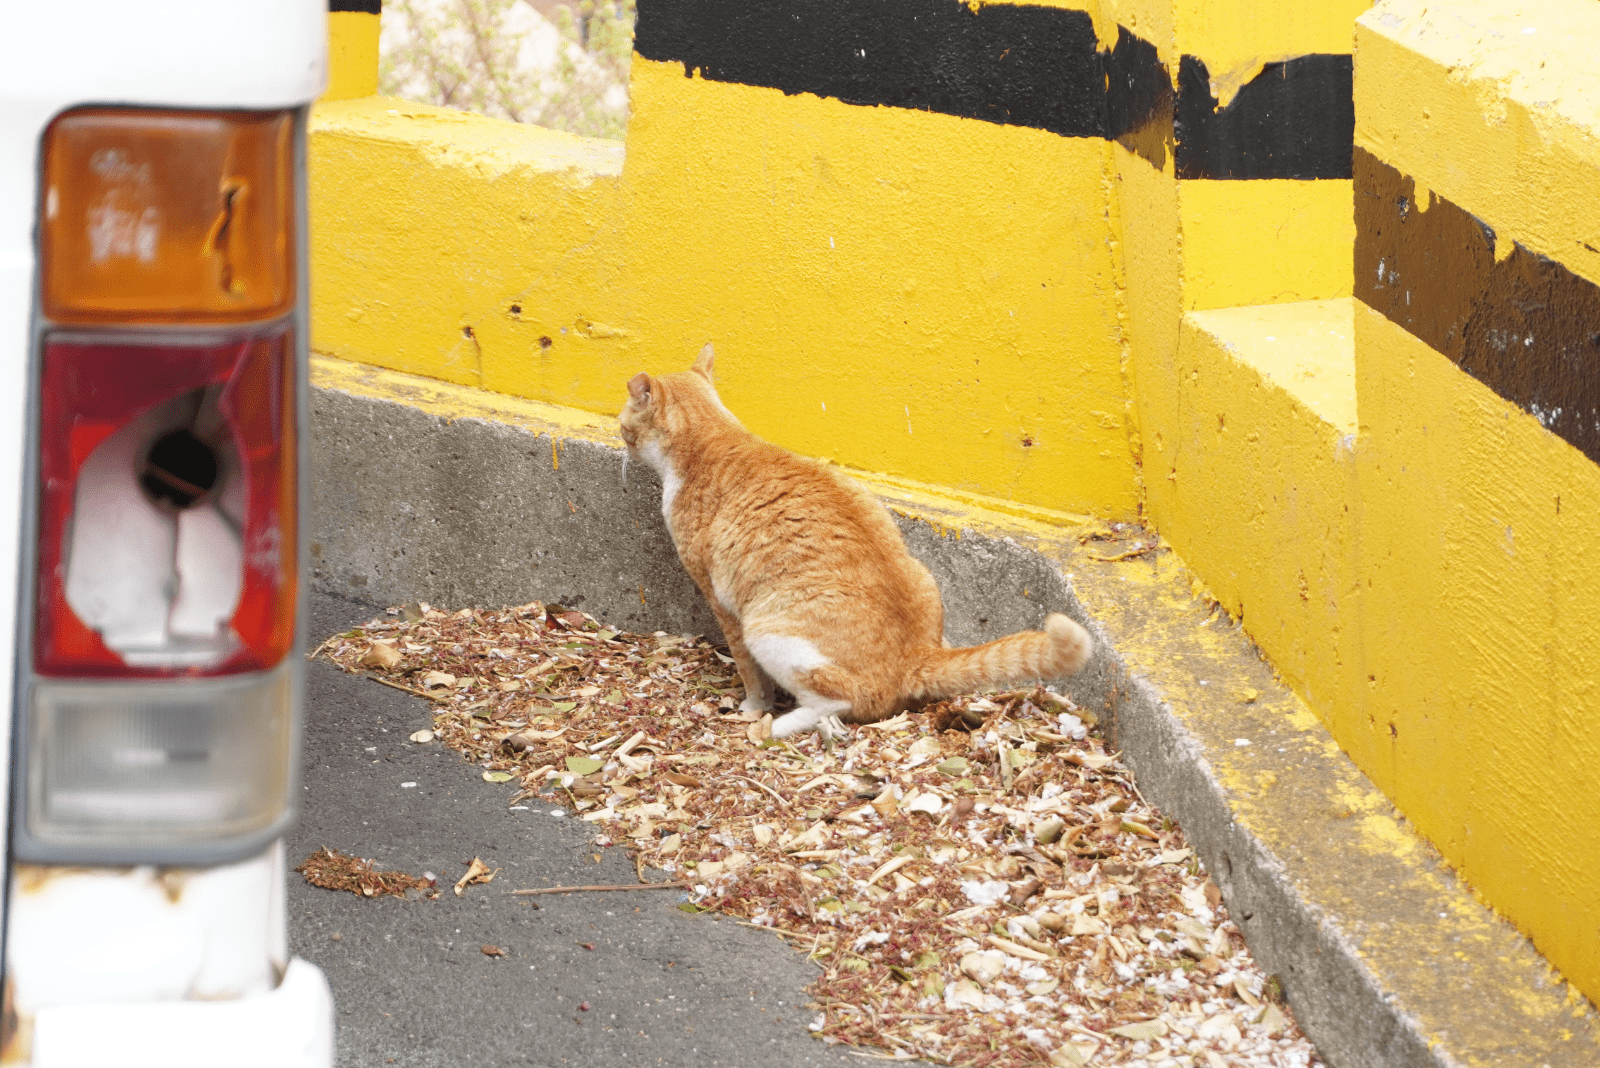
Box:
[619,343,733,461]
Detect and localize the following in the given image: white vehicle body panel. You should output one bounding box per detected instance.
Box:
[33,958,332,1067]
[0,1,331,1062]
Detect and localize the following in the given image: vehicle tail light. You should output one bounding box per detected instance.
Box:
[19,106,304,862]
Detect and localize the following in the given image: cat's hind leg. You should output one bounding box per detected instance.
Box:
[739,662,778,715]
[708,604,777,714]
[744,631,853,741]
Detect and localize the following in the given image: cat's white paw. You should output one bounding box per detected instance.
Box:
[739,694,774,715]
[769,710,812,739]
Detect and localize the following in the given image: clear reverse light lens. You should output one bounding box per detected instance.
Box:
[29,664,292,850]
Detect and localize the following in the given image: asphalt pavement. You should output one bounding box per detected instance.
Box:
[289,590,895,1068]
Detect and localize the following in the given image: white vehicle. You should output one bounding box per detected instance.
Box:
[0,1,335,1063]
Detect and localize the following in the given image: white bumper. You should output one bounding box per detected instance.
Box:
[32,958,333,1068]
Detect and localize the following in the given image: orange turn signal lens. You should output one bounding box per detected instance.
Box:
[41,107,294,325]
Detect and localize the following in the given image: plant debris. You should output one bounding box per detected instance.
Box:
[319,601,1321,1068]
[454,856,499,896]
[295,846,437,900]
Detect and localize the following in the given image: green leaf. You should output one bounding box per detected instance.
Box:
[936,757,970,776]
[565,755,604,775]
[598,629,619,641]
[482,770,514,783]
[551,701,577,712]
[677,902,704,913]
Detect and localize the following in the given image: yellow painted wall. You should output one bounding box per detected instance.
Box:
[1178,180,1353,310]
[310,67,1142,517]
[620,60,1136,515]
[1351,303,1600,993]
[309,98,629,394]
[323,11,380,102]
[1144,0,1600,1003]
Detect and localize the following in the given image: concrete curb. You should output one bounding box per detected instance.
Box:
[309,356,1600,1068]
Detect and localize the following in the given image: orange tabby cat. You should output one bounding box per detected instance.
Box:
[619,344,1093,740]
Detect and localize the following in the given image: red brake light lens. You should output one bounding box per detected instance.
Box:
[35,331,297,677]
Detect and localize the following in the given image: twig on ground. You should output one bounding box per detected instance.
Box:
[504,880,690,896]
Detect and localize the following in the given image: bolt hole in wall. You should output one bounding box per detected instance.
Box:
[379,0,637,139]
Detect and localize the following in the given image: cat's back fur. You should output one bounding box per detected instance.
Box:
[620,345,1092,738]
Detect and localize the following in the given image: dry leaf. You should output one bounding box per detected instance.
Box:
[944,978,987,1010]
[747,714,773,744]
[409,729,435,743]
[481,944,505,957]
[453,857,498,897]
[361,641,403,670]
[1049,1042,1092,1067]
[958,950,1005,986]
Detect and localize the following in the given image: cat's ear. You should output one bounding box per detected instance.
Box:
[692,342,715,381]
[626,372,653,405]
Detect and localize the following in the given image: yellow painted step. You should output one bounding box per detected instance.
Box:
[1156,297,1357,715]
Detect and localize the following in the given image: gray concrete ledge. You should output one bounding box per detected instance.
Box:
[310,360,1600,1068]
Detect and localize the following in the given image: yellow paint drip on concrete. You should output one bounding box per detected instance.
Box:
[1179,180,1355,309]
[1176,0,1371,107]
[309,353,627,448]
[1355,0,1600,288]
[1351,303,1600,1001]
[322,11,380,103]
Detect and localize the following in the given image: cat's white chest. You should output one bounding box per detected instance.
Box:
[639,440,683,531]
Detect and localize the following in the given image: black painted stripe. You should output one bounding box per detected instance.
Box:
[636,0,1108,138]
[1355,146,1600,465]
[1104,25,1173,172]
[330,0,381,13]
[1176,54,1353,180]
[635,0,1352,181]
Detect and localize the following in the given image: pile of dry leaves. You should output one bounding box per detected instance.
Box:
[317,601,1321,1068]
[295,846,435,899]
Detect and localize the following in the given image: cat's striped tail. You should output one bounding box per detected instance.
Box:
[904,614,1093,701]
